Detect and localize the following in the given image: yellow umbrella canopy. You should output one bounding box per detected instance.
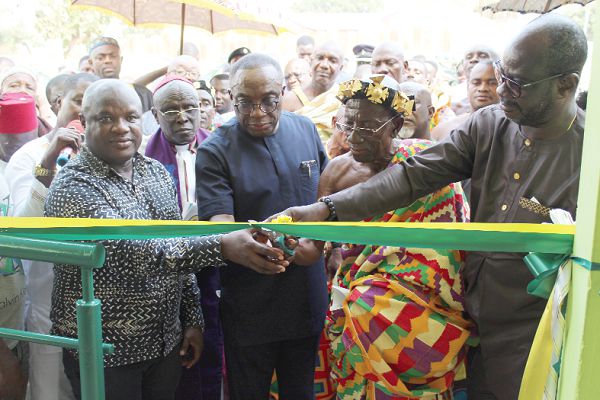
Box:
[478,0,594,13]
[71,0,285,53]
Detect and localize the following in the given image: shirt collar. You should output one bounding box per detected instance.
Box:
[80,145,151,178]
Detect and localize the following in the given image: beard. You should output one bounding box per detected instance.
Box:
[397,126,415,139]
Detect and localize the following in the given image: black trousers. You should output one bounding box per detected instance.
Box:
[224,334,321,400]
[63,345,182,400]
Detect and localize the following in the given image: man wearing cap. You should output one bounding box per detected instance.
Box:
[1,68,53,136]
[317,75,471,399]
[6,73,98,400]
[210,73,235,127]
[228,47,251,65]
[352,44,375,80]
[0,92,39,400]
[277,14,587,399]
[87,36,154,113]
[145,76,221,400]
[282,42,345,143]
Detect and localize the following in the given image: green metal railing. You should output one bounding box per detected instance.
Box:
[0,235,113,400]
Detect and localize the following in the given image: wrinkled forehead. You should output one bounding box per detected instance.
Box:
[344,99,392,120]
[372,45,402,61]
[2,72,36,87]
[313,45,343,61]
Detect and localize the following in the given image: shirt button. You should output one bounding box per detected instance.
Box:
[524,138,532,147]
[513,172,520,180]
[501,204,508,211]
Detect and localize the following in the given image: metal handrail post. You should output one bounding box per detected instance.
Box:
[0,235,108,400]
[77,264,106,400]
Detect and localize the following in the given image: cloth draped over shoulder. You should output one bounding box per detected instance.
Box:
[326,139,476,400]
[293,86,340,144]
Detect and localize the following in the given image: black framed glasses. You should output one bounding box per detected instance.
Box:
[234,98,280,115]
[335,114,400,139]
[493,60,568,98]
[157,107,200,121]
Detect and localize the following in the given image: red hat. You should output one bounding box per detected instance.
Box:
[0,92,37,134]
[153,75,193,94]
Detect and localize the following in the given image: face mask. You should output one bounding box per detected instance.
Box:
[397,126,415,139]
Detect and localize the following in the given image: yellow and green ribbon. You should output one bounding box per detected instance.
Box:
[0,218,575,254]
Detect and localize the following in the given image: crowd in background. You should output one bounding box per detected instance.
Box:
[0,11,590,400]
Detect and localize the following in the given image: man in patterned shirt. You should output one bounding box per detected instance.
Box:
[45,79,289,400]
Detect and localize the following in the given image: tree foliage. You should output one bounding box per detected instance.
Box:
[291,0,384,13]
[34,0,111,58]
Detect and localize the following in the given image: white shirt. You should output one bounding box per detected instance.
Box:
[5,136,59,353]
[0,161,25,349]
[174,144,198,221]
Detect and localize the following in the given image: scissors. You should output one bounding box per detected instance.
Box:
[248,220,296,257]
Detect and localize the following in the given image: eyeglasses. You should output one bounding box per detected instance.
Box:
[335,115,400,138]
[234,98,279,115]
[493,60,568,98]
[157,107,200,121]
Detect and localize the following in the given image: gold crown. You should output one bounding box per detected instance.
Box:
[336,75,414,116]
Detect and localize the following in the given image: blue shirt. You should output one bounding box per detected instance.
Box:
[196,111,329,346]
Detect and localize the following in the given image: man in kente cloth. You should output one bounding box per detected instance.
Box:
[316,75,474,399]
[277,14,587,400]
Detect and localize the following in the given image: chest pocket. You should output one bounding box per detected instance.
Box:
[299,160,319,195]
[514,197,552,224]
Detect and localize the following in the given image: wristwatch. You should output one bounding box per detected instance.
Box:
[34,164,56,177]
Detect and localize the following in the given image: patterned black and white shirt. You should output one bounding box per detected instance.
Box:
[45,146,224,367]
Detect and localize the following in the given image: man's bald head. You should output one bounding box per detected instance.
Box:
[372,42,404,61]
[81,79,143,169]
[398,81,434,139]
[82,79,142,119]
[314,42,344,61]
[284,58,310,90]
[463,44,498,75]
[371,42,406,82]
[310,42,344,90]
[167,55,201,82]
[511,13,587,76]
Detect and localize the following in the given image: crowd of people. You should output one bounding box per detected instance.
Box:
[0,11,589,400]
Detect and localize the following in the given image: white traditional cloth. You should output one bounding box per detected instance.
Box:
[0,160,25,350]
[6,136,75,400]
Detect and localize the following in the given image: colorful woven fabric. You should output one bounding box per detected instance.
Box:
[326,139,476,399]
